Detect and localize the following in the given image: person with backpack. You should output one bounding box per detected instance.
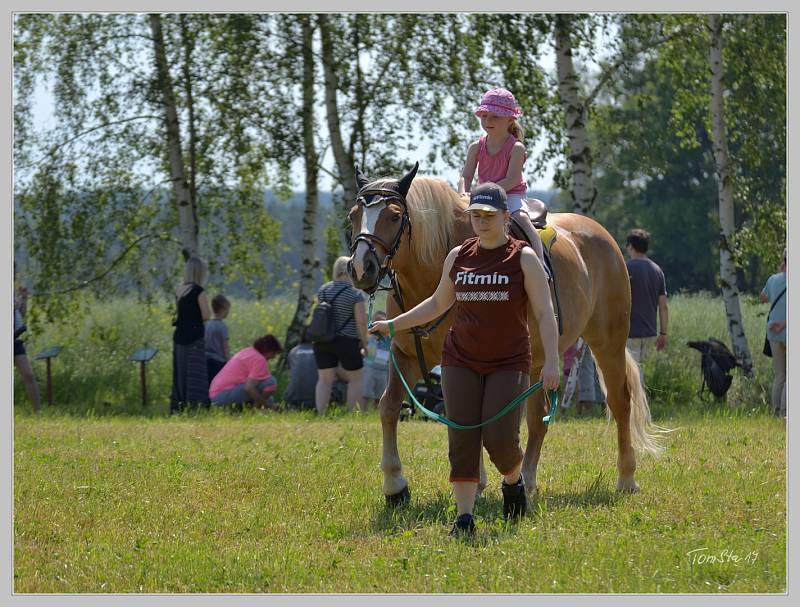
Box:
[311,256,368,415]
[760,250,787,418]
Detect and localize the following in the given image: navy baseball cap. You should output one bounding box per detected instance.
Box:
[467,182,507,212]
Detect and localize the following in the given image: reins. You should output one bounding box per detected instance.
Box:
[367,295,559,428]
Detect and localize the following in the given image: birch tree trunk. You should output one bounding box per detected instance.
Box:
[318,14,358,207]
[283,15,321,358]
[554,15,597,216]
[708,14,753,375]
[149,14,198,260]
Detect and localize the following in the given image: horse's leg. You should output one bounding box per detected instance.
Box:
[588,343,639,493]
[521,365,548,496]
[379,347,416,506]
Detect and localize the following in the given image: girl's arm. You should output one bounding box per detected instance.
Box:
[369,247,460,337]
[520,248,560,390]
[197,291,211,322]
[496,142,526,192]
[460,142,479,193]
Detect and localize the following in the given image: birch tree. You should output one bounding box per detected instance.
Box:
[708,14,753,374]
[13,14,291,323]
[282,15,321,355]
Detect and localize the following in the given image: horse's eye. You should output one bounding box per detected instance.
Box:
[391,214,400,222]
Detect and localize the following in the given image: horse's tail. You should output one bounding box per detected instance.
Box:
[621,348,667,457]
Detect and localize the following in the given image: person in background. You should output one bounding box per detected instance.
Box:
[624,229,668,386]
[170,256,211,413]
[562,341,606,415]
[760,250,787,418]
[209,335,283,410]
[206,294,231,384]
[313,256,368,415]
[362,310,391,410]
[283,326,356,411]
[13,268,42,414]
[283,326,319,410]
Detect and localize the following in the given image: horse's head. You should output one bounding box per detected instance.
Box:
[348,162,419,293]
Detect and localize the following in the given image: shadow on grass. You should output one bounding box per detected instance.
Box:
[371,472,623,536]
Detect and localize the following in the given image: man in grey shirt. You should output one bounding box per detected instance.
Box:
[625,229,668,385]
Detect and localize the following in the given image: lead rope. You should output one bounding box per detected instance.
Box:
[367,295,559,428]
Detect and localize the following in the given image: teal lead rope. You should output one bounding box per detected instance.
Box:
[367,295,559,428]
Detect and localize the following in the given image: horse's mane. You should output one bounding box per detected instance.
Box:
[370,176,466,267]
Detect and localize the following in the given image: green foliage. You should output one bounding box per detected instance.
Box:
[13,14,295,325]
[590,14,785,291]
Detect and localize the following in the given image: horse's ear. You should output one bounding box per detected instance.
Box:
[396,161,419,199]
[355,165,371,191]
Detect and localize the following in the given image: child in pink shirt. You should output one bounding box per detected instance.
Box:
[460,87,545,266]
[209,335,283,409]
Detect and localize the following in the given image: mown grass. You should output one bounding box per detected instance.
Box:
[13,291,786,593]
[14,411,785,593]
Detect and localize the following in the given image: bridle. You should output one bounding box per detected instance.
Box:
[348,185,412,295]
[348,181,451,397]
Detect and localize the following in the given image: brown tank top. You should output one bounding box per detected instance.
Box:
[442,236,531,375]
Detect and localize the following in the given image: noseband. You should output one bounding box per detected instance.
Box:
[349,186,412,294]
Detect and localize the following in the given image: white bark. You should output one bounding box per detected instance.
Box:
[318,15,358,208]
[708,14,753,375]
[149,14,198,259]
[284,16,320,356]
[555,16,597,216]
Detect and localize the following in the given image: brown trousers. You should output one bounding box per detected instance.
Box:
[441,365,528,482]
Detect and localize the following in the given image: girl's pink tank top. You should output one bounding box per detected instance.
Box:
[476,135,527,195]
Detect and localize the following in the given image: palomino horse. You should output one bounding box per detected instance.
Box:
[349,163,663,505]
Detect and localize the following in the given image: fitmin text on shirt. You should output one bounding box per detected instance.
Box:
[454,271,510,286]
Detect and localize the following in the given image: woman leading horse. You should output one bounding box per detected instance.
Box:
[349,162,662,510]
[369,181,559,535]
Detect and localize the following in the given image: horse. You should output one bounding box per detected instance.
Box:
[348,162,663,505]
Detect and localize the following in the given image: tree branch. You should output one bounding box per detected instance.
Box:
[586,23,698,107]
[31,115,161,167]
[35,233,182,296]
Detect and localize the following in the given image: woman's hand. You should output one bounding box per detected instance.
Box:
[540,360,560,391]
[769,320,787,333]
[368,320,392,338]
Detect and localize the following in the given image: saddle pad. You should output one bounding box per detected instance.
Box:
[536,224,557,254]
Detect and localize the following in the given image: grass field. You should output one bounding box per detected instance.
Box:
[13,292,787,593]
[14,410,785,593]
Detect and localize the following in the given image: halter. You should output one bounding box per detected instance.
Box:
[349,185,412,295]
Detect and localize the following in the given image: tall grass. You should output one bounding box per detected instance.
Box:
[14,292,775,419]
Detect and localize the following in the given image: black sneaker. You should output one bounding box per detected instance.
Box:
[449,513,476,537]
[502,474,527,519]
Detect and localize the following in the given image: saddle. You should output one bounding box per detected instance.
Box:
[508,202,563,335]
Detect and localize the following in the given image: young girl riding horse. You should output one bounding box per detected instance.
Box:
[460,87,546,267]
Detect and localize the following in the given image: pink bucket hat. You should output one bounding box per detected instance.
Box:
[474,87,521,118]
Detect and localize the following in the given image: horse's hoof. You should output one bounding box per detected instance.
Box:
[385,485,411,507]
[616,479,640,494]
